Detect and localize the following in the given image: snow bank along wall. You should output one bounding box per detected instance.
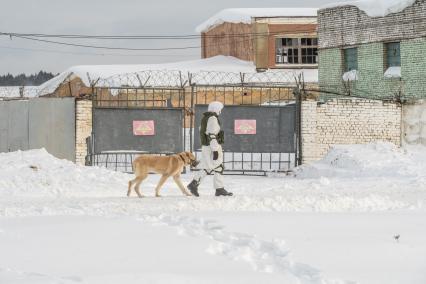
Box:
[301,99,402,163]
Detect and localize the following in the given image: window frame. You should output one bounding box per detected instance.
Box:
[343,47,358,73]
[275,37,318,66]
[385,42,401,69]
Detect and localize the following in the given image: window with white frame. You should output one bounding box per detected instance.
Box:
[275,37,318,65]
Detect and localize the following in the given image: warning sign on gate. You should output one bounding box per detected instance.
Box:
[133,120,155,136]
[234,119,256,135]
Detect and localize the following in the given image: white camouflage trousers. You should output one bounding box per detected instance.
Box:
[193,145,224,189]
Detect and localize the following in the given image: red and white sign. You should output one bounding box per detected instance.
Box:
[234,119,256,135]
[133,120,155,136]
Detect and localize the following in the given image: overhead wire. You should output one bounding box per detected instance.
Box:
[0,45,198,57]
[0,21,319,53]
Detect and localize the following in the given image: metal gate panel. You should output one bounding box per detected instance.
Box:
[93,108,183,153]
[194,105,296,153]
[0,100,29,152]
[29,98,76,161]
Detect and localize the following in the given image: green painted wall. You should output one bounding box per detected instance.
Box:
[402,38,426,100]
[319,37,426,101]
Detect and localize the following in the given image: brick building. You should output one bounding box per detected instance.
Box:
[197,8,318,70]
[318,0,426,101]
[297,0,426,162]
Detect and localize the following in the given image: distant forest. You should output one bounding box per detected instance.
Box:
[0,71,57,86]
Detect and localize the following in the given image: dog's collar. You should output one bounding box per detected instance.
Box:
[178,153,186,163]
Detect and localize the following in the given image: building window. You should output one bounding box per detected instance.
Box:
[386,42,401,68]
[344,48,358,72]
[275,37,318,65]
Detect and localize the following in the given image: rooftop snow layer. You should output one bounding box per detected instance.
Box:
[322,0,417,17]
[196,8,318,33]
[37,56,255,95]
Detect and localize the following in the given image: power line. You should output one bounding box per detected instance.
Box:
[1,24,319,52]
[0,45,197,57]
[10,35,201,51]
[0,25,318,39]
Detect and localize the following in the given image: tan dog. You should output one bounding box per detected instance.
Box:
[128,152,199,198]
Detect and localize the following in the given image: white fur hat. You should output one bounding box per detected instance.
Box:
[208,101,224,115]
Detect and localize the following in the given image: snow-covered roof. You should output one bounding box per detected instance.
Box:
[38,56,254,95]
[322,0,417,17]
[196,8,318,33]
[37,55,318,95]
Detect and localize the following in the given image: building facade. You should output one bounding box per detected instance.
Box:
[198,9,318,70]
[318,0,426,101]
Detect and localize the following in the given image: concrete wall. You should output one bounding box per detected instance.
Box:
[301,98,402,163]
[0,98,76,162]
[402,100,426,146]
[75,99,92,165]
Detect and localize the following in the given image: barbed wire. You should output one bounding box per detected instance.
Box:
[0,86,39,99]
[6,68,425,103]
[94,69,308,89]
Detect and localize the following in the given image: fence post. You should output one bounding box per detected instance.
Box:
[189,73,195,154]
[294,87,303,166]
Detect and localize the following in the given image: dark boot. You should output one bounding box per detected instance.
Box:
[215,188,233,197]
[187,180,200,197]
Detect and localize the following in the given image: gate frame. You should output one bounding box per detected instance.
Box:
[87,72,303,175]
[189,82,301,176]
[88,86,189,172]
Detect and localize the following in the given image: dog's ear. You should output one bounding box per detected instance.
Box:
[185,151,194,161]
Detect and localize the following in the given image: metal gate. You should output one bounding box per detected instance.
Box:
[88,87,188,172]
[88,71,301,175]
[191,85,299,175]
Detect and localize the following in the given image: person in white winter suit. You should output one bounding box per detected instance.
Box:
[187,101,233,197]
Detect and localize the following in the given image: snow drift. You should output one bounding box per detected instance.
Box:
[296,142,426,179]
[1,143,425,214]
[0,149,128,197]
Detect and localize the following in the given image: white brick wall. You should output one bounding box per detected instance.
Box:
[302,98,402,163]
[75,100,92,165]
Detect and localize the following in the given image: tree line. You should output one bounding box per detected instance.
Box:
[0,71,56,86]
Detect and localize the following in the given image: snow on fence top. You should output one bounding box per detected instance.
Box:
[322,0,417,17]
[196,8,318,33]
[37,55,318,96]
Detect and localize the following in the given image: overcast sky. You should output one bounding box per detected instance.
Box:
[0,0,346,75]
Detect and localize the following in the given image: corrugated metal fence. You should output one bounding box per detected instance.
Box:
[0,98,75,161]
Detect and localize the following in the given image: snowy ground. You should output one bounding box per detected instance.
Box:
[1,143,425,283]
